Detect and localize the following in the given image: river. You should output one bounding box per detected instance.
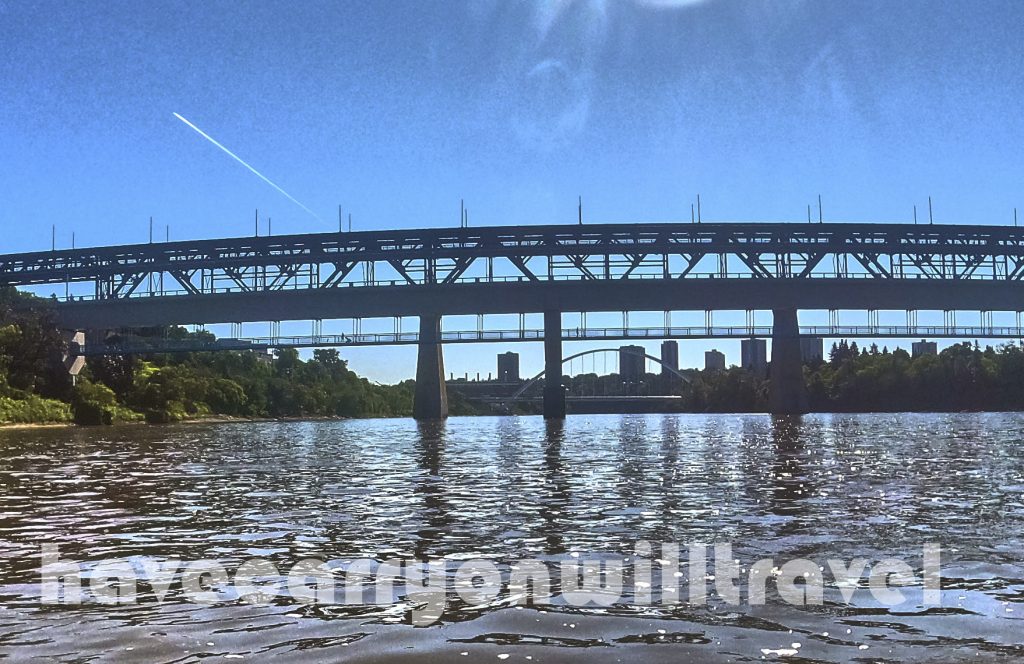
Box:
[0,413,1022,662]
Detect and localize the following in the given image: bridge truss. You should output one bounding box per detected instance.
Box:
[5,222,1024,300]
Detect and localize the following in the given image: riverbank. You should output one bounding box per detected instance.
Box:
[0,412,357,428]
[0,421,72,429]
[0,394,72,426]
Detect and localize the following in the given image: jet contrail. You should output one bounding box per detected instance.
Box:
[172,112,323,223]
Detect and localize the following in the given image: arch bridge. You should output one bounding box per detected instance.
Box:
[504,346,693,407]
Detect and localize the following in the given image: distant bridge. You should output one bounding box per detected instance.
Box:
[77,323,1024,356]
[466,395,690,416]
[4,221,1024,418]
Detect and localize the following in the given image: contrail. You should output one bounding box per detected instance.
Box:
[172,112,323,223]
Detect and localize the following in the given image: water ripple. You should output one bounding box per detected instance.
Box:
[0,412,1021,661]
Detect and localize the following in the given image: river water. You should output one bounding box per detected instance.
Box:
[0,413,1022,662]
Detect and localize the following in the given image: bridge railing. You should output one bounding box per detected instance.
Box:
[74,324,1024,356]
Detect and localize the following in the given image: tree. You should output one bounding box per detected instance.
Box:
[0,288,67,396]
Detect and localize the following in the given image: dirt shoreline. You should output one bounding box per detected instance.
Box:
[0,414,354,430]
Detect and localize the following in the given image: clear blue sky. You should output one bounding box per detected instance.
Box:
[2,1,1022,382]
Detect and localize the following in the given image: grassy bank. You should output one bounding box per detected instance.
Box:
[0,394,72,425]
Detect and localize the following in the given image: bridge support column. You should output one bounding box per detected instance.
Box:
[413,314,448,420]
[543,310,566,419]
[770,308,809,415]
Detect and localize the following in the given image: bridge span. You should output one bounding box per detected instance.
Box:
[79,323,1024,356]
[3,221,1024,418]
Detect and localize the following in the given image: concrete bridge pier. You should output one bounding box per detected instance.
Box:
[413,314,448,420]
[543,310,566,419]
[770,308,809,414]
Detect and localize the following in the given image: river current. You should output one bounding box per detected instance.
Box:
[0,413,1022,662]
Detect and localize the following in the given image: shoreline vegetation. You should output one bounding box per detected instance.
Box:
[0,413,359,429]
[0,288,423,426]
[4,287,1024,426]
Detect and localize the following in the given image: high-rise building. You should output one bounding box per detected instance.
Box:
[912,340,938,357]
[660,340,679,377]
[741,338,768,376]
[619,345,645,384]
[497,351,520,382]
[705,349,726,372]
[800,337,824,364]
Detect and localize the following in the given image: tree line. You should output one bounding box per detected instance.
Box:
[0,288,419,424]
[552,338,1024,413]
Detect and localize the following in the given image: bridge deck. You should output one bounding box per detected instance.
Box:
[4,222,1024,329]
[78,324,1024,356]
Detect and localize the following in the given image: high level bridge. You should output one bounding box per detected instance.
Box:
[3,221,1024,418]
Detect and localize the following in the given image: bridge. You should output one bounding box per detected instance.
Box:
[76,323,1024,356]
[463,395,690,416]
[3,221,1024,418]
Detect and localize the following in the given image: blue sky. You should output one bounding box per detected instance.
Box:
[2,0,1022,381]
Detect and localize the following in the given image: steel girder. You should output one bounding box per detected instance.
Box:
[4,222,1024,300]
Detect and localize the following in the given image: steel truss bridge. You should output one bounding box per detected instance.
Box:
[4,221,1024,417]
[1,221,1023,329]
